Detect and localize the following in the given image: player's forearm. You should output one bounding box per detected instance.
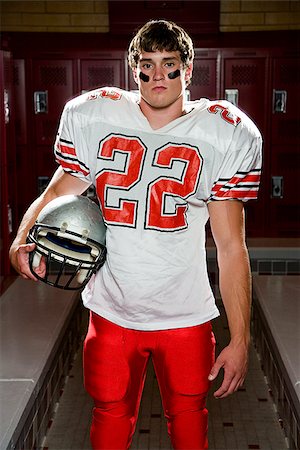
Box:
[217,245,252,347]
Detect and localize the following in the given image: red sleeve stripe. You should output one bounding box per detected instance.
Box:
[210,170,261,200]
[212,181,260,192]
[212,172,261,193]
[55,155,90,176]
[229,173,260,184]
[212,188,259,199]
[57,142,77,156]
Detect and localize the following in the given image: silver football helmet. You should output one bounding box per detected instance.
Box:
[27,195,106,290]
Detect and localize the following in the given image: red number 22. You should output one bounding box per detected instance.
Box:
[96,135,202,231]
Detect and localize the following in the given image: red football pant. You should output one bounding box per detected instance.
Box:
[83,313,215,450]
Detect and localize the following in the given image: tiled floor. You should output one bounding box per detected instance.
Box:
[43,295,288,450]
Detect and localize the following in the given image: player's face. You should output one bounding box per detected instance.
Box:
[133,50,192,110]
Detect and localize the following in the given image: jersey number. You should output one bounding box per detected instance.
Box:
[96,135,202,231]
[208,104,241,126]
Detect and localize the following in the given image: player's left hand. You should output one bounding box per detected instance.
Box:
[208,341,249,398]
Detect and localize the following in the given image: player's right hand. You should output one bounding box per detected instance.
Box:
[9,243,39,281]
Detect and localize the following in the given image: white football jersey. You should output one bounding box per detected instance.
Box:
[54,87,262,331]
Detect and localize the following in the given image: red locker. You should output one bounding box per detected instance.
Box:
[268,56,300,237]
[189,51,218,101]
[32,59,74,147]
[0,50,17,284]
[13,59,27,146]
[222,51,269,237]
[222,51,268,136]
[13,58,33,217]
[80,58,124,92]
[31,59,75,184]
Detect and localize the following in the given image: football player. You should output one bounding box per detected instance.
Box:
[10,20,262,450]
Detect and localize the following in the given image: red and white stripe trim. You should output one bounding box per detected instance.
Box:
[210,170,261,201]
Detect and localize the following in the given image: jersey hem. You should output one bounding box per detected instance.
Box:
[82,303,220,331]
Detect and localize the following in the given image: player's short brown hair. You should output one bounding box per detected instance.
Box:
[128,20,194,69]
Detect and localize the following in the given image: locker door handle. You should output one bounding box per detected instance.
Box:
[225,89,239,106]
[4,89,10,124]
[7,204,12,234]
[34,91,48,114]
[273,90,287,113]
[271,176,283,198]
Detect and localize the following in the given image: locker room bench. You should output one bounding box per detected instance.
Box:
[0,277,82,450]
[252,275,300,449]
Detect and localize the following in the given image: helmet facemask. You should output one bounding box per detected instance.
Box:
[27,195,107,290]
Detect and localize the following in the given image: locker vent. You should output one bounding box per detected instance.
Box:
[88,67,114,88]
[232,65,258,86]
[40,67,67,86]
[279,64,300,84]
[192,65,210,86]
